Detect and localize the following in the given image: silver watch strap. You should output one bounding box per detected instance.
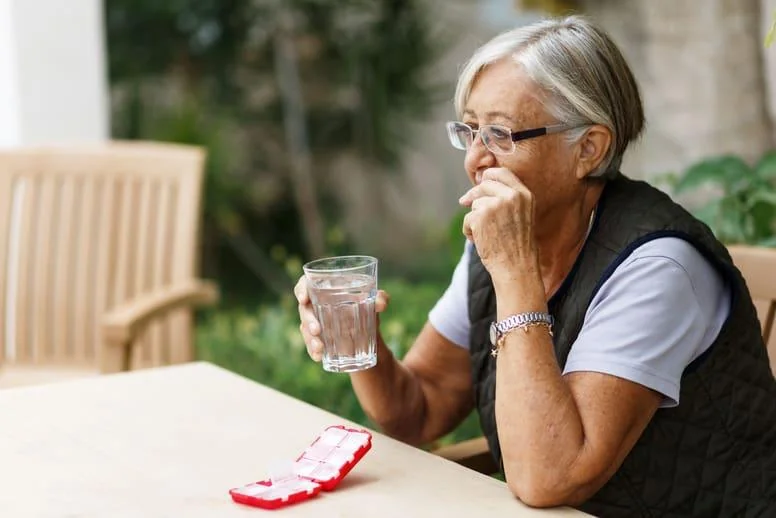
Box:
[495,312,554,334]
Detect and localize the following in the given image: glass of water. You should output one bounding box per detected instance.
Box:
[303,255,378,373]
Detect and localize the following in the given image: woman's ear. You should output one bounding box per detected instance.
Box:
[575,125,612,179]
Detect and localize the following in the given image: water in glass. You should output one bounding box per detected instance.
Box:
[308,273,377,372]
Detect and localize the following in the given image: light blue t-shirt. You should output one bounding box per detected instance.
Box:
[428,237,731,408]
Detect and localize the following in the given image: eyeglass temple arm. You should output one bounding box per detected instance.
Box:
[511,123,585,142]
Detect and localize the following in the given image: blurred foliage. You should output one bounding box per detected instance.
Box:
[106,0,448,165]
[661,151,776,247]
[196,274,483,448]
[106,0,479,454]
[196,212,478,445]
[105,0,454,301]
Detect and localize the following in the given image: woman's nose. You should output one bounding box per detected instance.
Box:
[464,136,497,180]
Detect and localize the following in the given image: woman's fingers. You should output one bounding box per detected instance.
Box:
[294,277,310,305]
[298,305,323,361]
[462,210,475,241]
[295,277,391,362]
[376,290,391,313]
[299,320,323,361]
[295,275,323,361]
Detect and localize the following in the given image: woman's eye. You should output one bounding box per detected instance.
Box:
[489,127,510,140]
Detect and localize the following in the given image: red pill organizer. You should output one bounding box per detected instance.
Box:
[229,425,373,510]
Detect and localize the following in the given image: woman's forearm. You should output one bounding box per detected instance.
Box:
[492,275,587,502]
[349,335,429,445]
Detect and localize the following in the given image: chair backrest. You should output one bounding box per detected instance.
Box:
[0,141,206,370]
[728,245,776,373]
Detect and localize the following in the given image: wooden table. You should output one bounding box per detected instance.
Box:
[0,362,587,517]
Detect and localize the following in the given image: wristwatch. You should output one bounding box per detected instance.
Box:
[489,311,554,348]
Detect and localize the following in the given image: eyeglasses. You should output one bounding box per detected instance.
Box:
[445,121,582,155]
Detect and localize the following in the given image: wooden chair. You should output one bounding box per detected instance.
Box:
[434,244,776,474]
[727,244,776,374]
[0,141,219,388]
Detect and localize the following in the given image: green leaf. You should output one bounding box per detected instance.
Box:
[715,195,748,244]
[745,189,776,241]
[755,151,776,180]
[747,189,776,206]
[693,201,722,229]
[673,156,751,195]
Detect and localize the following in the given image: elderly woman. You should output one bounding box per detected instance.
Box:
[295,15,776,516]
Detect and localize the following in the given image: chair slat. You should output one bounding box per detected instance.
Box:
[130,178,153,366]
[53,177,78,360]
[151,182,175,366]
[143,182,163,368]
[14,176,39,363]
[753,299,771,337]
[112,179,136,309]
[763,301,775,357]
[93,177,118,363]
[767,318,776,370]
[73,178,98,361]
[0,173,16,363]
[31,175,58,362]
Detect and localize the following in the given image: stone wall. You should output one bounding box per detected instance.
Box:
[760,0,776,141]
[581,0,774,180]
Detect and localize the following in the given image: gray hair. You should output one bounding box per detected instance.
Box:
[454,15,644,178]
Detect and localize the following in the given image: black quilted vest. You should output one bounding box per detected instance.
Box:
[468,173,776,517]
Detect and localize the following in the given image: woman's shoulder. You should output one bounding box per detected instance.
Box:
[596,236,731,343]
[625,236,725,287]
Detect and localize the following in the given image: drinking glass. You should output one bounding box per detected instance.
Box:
[303,256,378,373]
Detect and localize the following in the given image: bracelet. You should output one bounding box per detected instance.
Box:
[489,312,554,358]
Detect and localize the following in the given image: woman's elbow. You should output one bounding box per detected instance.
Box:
[507,478,569,508]
[505,469,593,508]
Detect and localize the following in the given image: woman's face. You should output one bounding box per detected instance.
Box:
[462,59,589,217]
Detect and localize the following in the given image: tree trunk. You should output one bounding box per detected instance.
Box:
[273,8,327,259]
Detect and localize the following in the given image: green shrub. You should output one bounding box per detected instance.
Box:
[196,295,369,425]
[664,151,776,246]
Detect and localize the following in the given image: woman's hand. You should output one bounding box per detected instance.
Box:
[459,167,539,280]
[294,277,391,362]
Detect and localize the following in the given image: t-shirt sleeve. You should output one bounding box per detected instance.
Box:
[428,241,473,348]
[563,238,731,408]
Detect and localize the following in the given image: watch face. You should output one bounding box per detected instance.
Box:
[489,322,498,346]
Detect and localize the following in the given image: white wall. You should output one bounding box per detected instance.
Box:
[0,0,108,147]
[0,0,21,145]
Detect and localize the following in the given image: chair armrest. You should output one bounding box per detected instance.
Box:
[102,280,219,347]
[432,436,499,475]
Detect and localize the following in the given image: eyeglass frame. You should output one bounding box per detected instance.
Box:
[445,120,587,155]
